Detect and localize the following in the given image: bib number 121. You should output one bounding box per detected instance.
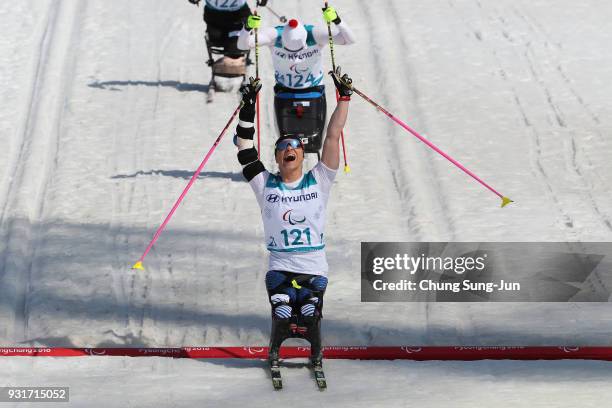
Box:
[280,228,312,246]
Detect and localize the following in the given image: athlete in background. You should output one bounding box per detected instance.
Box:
[188,0,268,58]
[237,7,355,144]
[237,6,354,89]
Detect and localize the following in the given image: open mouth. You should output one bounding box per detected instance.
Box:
[284,152,297,162]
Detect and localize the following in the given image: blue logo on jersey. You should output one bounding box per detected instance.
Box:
[266,194,281,203]
[282,210,306,225]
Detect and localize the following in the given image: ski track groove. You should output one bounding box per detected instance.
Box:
[519,14,612,233]
[109,2,154,345]
[479,12,578,233]
[114,8,206,345]
[368,0,456,240]
[555,65,602,127]
[451,1,612,236]
[141,9,183,343]
[0,2,55,278]
[108,14,130,342]
[388,0,457,240]
[431,0,588,342]
[0,0,85,343]
[356,0,430,241]
[511,18,578,233]
[357,0,452,344]
[129,0,159,344]
[108,55,137,333]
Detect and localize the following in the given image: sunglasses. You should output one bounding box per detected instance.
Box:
[275,138,303,151]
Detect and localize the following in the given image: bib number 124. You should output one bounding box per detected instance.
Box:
[277,72,317,88]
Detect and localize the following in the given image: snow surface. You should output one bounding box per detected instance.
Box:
[1,0,612,406]
[3,357,612,408]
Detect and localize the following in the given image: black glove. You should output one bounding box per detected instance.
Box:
[257,0,268,6]
[188,0,200,5]
[239,77,262,105]
[329,66,353,98]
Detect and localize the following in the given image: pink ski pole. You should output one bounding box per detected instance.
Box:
[351,86,513,208]
[132,102,244,270]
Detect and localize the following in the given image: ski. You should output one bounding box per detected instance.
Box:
[270,365,283,390]
[270,362,326,390]
[312,363,327,390]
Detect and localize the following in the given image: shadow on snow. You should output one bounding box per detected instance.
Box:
[88,80,209,93]
[111,170,244,182]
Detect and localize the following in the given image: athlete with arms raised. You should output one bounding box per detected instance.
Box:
[237,7,354,90]
[234,67,353,383]
[237,7,355,155]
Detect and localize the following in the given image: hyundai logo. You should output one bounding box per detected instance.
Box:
[266,194,280,203]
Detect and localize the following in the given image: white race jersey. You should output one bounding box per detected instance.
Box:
[249,162,337,276]
[271,25,324,89]
[237,21,355,89]
[205,0,247,11]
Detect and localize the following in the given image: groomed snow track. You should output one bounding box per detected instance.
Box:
[1,0,612,406]
[1,0,611,352]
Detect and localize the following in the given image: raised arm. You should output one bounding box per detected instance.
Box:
[320,68,352,170]
[313,7,356,46]
[237,15,278,50]
[235,78,266,182]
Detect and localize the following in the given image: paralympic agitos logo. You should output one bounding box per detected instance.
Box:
[289,63,308,75]
[283,210,306,225]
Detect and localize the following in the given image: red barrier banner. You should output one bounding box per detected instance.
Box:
[1,346,612,360]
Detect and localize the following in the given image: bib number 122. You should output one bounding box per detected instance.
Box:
[208,0,240,9]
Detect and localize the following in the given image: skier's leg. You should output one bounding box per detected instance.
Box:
[268,309,290,365]
[305,275,328,317]
[298,293,322,363]
[265,271,297,365]
[299,276,328,364]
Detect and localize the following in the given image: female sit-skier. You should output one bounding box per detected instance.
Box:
[233,67,353,377]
